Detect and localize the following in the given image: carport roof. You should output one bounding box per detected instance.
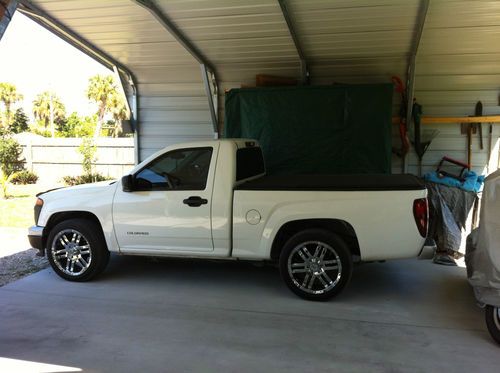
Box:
[15,0,424,80]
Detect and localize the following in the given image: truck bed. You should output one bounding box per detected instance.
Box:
[235,174,425,191]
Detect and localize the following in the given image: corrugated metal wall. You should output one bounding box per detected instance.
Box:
[412,0,500,175]
[26,0,500,173]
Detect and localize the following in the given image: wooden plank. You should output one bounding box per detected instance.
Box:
[392,115,500,124]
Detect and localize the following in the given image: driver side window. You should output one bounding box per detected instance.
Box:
[135,147,213,191]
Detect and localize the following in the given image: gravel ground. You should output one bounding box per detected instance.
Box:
[0,249,48,287]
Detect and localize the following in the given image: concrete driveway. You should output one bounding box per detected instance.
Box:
[0,256,498,372]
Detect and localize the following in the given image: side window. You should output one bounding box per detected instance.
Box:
[135,147,213,191]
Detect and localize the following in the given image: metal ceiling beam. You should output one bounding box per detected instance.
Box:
[278,0,309,84]
[133,0,216,75]
[404,0,429,172]
[16,0,141,163]
[133,0,219,137]
[0,0,17,42]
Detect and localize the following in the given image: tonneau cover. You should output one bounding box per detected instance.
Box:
[236,174,426,191]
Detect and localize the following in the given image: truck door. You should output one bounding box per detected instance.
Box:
[112,145,217,254]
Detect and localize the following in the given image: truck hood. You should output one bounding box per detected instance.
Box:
[38,180,117,201]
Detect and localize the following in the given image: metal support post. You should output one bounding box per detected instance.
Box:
[403,0,429,173]
[278,0,309,84]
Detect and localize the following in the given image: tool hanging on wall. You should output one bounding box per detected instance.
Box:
[391,76,410,157]
[412,100,432,176]
[461,101,483,169]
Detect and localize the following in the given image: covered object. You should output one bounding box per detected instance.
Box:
[224,84,393,175]
[466,169,500,307]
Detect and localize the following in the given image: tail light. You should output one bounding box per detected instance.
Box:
[413,198,428,237]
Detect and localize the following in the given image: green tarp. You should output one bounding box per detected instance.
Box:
[224,84,393,175]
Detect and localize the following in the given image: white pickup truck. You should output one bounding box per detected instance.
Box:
[29,139,428,300]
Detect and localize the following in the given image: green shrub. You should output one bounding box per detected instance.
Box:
[62,173,112,186]
[11,169,38,185]
[0,137,24,175]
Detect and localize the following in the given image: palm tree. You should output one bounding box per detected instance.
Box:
[109,92,128,137]
[0,82,23,129]
[32,91,66,137]
[86,75,118,138]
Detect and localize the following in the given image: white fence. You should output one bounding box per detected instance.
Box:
[14,134,135,183]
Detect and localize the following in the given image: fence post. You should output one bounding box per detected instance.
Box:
[26,139,33,171]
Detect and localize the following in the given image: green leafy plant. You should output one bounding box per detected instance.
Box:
[78,138,97,176]
[57,112,95,138]
[0,169,19,199]
[11,108,29,134]
[0,136,24,175]
[62,139,111,186]
[62,173,111,186]
[11,169,38,185]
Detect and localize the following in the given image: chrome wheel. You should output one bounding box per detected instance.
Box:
[287,240,342,295]
[50,229,92,276]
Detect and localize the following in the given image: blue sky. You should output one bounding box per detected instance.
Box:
[0,12,111,118]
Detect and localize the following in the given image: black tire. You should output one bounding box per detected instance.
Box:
[279,229,353,301]
[485,305,500,345]
[47,218,110,282]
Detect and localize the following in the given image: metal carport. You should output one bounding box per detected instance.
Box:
[1,0,500,174]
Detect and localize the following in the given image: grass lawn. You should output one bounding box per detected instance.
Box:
[0,183,60,228]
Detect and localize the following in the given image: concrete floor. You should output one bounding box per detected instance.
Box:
[0,256,498,372]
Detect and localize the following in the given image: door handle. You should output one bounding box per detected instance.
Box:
[183,196,208,207]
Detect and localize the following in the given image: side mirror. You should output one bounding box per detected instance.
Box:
[122,175,134,192]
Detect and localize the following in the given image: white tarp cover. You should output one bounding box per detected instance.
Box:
[466,169,500,307]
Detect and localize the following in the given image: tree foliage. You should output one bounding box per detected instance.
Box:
[0,82,23,129]
[0,136,24,175]
[11,108,29,134]
[86,75,128,137]
[32,91,66,137]
[58,112,96,138]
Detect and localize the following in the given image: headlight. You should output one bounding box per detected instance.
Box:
[34,198,44,224]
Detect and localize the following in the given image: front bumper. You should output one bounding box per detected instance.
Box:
[28,225,44,254]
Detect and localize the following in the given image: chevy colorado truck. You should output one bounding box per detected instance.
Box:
[28,139,428,300]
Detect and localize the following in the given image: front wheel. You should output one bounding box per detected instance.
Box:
[279,229,353,301]
[47,218,109,282]
[485,305,500,344]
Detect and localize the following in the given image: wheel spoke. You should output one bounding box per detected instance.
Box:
[75,234,82,245]
[65,259,70,271]
[78,257,89,268]
[292,268,309,274]
[307,274,316,289]
[320,271,333,285]
[317,274,328,288]
[59,238,66,246]
[302,247,313,258]
[71,233,77,243]
[54,249,67,255]
[313,244,321,258]
[291,262,306,268]
[70,260,75,272]
[319,246,327,260]
[323,259,337,265]
[298,250,308,262]
[302,273,310,288]
[323,265,339,271]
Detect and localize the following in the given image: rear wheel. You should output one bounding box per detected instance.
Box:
[485,305,500,344]
[279,229,353,301]
[47,218,109,281]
